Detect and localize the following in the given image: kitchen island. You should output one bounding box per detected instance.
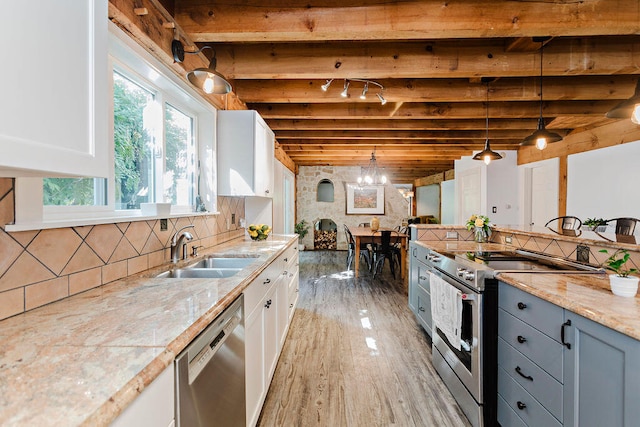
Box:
[0,235,297,426]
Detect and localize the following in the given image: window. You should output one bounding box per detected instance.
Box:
[13,22,217,228]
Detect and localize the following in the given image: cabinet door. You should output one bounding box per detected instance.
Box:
[277,275,289,349]
[415,285,432,337]
[263,285,279,383]
[409,245,418,313]
[254,118,274,197]
[0,1,108,177]
[245,306,265,427]
[563,312,640,427]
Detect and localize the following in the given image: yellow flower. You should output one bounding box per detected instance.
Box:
[475,217,485,228]
[469,215,477,222]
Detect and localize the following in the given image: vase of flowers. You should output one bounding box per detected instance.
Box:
[466,214,491,243]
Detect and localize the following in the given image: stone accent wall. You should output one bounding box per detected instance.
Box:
[296,166,410,250]
[0,178,246,320]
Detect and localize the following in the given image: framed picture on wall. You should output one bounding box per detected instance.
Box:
[346,184,385,214]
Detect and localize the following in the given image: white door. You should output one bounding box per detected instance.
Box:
[457,167,482,223]
[525,163,558,226]
[283,169,295,234]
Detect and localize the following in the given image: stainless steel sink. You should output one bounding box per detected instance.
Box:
[156,268,243,279]
[187,256,258,269]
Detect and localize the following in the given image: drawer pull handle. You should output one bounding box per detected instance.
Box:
[418,306,425,312]
[284,258,288,262]
[419,275,427,280]
[561,319,572,349]
[517,302,527,310]
[263,278,271,285]
[265,299,272,308]
[517,335,527,344]
[515,366,533,381]
[516,401,527,410]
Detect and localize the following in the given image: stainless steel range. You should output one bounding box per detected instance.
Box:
[424,247,604,427]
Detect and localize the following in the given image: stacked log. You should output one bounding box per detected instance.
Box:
[314,230,337,250]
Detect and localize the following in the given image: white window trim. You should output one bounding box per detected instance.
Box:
[10,21,218,232]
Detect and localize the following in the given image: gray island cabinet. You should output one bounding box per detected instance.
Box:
[409,242,433,337]
[498,281,640,427]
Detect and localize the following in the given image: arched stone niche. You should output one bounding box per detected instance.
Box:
[317,179,335,202]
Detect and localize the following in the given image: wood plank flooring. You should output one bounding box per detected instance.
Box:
[257,250,470,427]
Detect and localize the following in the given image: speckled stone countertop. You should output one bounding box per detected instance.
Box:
[0,235,297,426]
[412,241,640,341]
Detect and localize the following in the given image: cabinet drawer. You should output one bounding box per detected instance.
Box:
[497,394,527,427]
[415,285,432,336]
[499,282,563,342]
[416,263,431,293]
[283,252,298,278]
[498,337,563,420]
[282,244,298,269]
[412,243,430,264]
[498,367,562,427]
[244,263,279,316]
[498,309,563,381]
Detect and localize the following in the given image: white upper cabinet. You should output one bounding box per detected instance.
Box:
[0,1,109,177]
[217,110,275,197]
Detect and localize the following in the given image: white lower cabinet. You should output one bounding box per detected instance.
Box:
[110,364,174,427]
[244,241,299,427]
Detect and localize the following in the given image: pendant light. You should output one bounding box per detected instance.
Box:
[521,37,563,150]
[473,81,502,165]
[357,147,387,186]
[606,80,640,123]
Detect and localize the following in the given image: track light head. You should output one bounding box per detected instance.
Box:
[341,80,350,98]
[377,93,387,105]
[321,79,333,92]
[360,82,369,99]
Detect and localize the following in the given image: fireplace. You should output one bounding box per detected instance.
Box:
[314,219,337,250]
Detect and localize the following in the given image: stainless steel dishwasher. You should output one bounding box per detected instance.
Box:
[175,295,245,427]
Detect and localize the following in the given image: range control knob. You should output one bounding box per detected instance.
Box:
[456,267,466,277]
[464,272,475,281]
[430,255,441,262]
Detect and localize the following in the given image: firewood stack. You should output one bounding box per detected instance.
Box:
[314,230,337,250]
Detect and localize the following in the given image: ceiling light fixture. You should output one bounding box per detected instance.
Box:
[520,37,563,150]
[324,78,386,105]
[357,147,387,186]
[172,39,232,95]
[473,81,503,165]
[606,80,640,124]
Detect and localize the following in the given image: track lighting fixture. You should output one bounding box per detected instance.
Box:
[521,37,562,150]
[321,79,333,92]
[171,39,232,95]
[473,81,502,165]
[606,80,640,124]
[322,78,386,105]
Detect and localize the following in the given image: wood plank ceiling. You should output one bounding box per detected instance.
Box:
[166,0,640,183]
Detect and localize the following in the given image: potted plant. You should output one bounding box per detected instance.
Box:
[599,249,639,297]
[295,220,310,250]
[584,218,607,232]
[466,214,492,243]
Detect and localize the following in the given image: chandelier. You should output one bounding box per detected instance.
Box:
[357,148,387,186]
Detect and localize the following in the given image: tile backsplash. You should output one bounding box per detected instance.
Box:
[0,178,245,320]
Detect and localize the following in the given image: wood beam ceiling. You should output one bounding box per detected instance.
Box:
[170,1,640,182]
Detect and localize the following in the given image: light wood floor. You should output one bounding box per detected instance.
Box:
[257,250,470,427]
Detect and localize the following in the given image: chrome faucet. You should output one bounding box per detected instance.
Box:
[171,225,195,262]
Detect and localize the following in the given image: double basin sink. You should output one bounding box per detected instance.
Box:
[156,256,258,279]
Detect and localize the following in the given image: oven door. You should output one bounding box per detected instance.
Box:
[431,268,484,403]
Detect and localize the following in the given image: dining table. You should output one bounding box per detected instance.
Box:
[350,227,409,279]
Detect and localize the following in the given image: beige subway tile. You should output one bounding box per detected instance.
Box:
[127,255,149,275]
[0,288,24,320]
[148,250,165,268]
[102,261,127,284]
[25,277,68,311]
[69,268,102,295]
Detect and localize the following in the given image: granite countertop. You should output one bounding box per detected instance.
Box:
[412,240,640,341]
[0,235,297,426]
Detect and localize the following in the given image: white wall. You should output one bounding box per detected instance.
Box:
[518,157,559,226]
[567,140,640,220]
[454,150,519,225]
[416,184,440,219]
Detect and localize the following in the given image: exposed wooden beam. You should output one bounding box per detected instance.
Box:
[234,76,639,103]
[175,1,640,42]
[211,38,640,80]
[274,129,534,140]
[267,118,542,131]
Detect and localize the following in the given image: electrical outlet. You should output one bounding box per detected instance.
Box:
[492,206,497,213]
[231,213,236,225]
[505,236,512,244]
[446,231,458,239]
[577,245,590,263]
[160,219,168,231]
